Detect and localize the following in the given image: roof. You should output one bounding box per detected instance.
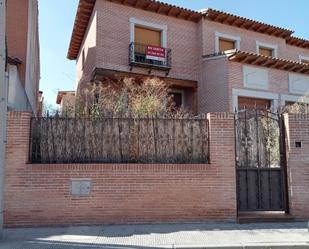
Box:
[56,91,76,105]
[216,50,309,75]
[67,1,309,60]
[204,8,293,39]
[286,36,309,49]
[67,0,96,60]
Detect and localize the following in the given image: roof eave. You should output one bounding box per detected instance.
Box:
[227,51,309,75]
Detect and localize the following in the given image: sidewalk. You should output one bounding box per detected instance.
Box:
[0,222,308,249]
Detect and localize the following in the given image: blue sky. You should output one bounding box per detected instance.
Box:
[39,0,309,106]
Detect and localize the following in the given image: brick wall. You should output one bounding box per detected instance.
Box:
[200,56,300,113]
[76,0,200,86]
[4,111,237,227]
[284,114,309,219]
[202,20,309,61]
[6,0,29,85]
[199,57,229,113]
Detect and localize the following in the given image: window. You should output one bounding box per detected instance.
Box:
[130,18,168,67]
[134,26,162,55]
[259,47,273,57]
[238,97,271,110]
[215,32,241,53]
[219,38,235,52]
[256,41,278,57]
[169,90,184,108]
[135,26,161,46]
[130,18,167,47]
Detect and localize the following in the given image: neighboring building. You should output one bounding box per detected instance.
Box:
[56,91,76,116]
[67,0,309,114]
[6,0,41,115]
[200,9,309,112]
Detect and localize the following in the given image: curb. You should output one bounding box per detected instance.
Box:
[172,243,309,249]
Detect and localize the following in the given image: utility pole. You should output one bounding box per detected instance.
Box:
[0,0,7,238]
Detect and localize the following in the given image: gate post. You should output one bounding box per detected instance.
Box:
[207,112,237,218]
[284,113,309,219]
[207,112,236,165]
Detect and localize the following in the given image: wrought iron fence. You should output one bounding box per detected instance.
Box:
[30,117,209,164]
[129,42,172,70]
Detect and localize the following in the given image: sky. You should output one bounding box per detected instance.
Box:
[39,0,309,107]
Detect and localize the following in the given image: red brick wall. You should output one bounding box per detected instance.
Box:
[200,56,299,113]
[6,0,29,85]
[285,114,309,219]
[199,57,229,113]
[202,19,309,61]
[4,111,237,227]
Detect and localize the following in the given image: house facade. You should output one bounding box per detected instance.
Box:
[67,0,309,114]
[6,0,41,116]
[56,90,76,116]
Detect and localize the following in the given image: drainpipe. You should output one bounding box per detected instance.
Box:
[0,0,7,238]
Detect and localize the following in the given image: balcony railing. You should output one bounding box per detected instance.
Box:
[129,42,172,71]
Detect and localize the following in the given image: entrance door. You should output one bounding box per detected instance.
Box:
[238,97,271,110]
[235,109,288,212]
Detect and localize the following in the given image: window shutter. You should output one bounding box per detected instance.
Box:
[259,47,273,57]
[134,26,161,46]
[219,38,235,52]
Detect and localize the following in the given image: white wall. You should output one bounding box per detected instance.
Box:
[243,65,269,90]
[25,0,40,114]
[289,73,309,95]
[7,65,31,111]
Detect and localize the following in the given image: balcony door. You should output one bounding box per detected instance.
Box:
[134,26,163,65]
[135,26,161,47]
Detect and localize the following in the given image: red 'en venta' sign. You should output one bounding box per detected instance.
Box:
[146,45,166,62]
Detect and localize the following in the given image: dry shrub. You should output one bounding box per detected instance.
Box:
[283,94,309,114]
[68,77,190,118]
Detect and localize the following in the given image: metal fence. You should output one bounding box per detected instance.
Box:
[30,117,209,164]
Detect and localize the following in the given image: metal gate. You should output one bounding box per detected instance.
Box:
[235,109,288,212]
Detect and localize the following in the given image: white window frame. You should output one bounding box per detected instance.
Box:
[169,89,185,107]
[215,32,241,53]
[281,94,307,105]
[299,55,309,63]
[256,41,278,58]
[129,17,167,48]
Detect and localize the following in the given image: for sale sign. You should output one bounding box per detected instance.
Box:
[146,45,166,62]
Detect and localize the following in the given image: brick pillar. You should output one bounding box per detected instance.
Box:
[5,112,32,167]
[207,112,236,165]
[207,112,237,218]
[284,113,309,219]
[4,112,32,226]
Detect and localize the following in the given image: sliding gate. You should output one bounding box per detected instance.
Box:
[235,109,288,212]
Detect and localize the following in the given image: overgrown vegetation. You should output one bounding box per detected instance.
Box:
[59,77,190,118]
[282,95,309,114]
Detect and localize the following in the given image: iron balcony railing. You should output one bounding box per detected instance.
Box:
[129,42,172,71]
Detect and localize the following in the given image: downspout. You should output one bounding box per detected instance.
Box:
[0,0,7,237]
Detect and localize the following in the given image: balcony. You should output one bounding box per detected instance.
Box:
[129,42,172,71]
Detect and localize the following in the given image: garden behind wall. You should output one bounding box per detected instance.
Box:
[4,111,309,227]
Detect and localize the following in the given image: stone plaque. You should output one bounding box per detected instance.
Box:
[71,179,91,197]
